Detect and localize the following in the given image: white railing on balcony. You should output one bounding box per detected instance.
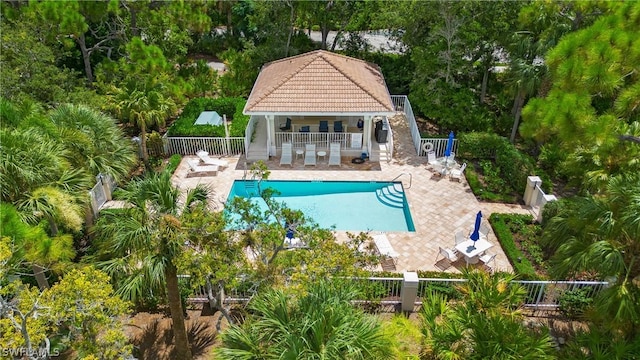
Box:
[274,131,353,150]
[418,138,459,157]
[382,116,394,160]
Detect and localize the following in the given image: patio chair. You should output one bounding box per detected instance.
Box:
[479,222,492,237]
[479,252,496,272]
[279,117,292,131]
[196,150,229,169]
[427,151,438,166]
[436,246,459,270]
[447,152,456,162]
[333,121,344,133]
[304,143,316,166]
[454,231,466,245]
[299,126,310,133]
[280,142,293,166]
[319,120,329,133]
[449,162,467,182]
[328,142,341,166]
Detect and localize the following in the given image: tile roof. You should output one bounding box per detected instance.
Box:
[244,50,394,114]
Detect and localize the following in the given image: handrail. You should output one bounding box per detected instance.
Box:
[390,172,412,189]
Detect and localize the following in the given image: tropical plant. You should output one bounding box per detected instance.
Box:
[217,280,394,359]
[91,171,211,360]
[542,174,640,336]
[420,270,556,359]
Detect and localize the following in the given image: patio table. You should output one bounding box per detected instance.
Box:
[455,236,492,265]
[434,157,460,175]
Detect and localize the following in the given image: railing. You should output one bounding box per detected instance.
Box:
[185,275,609,315]
[382,116,394,160]
[163,136,245,156]
[88,173,116,217]
[245,116,258,155]
[418,138,459,157]
[391,95,422,155]
[274,131,354,150]
[391,173,412,189]
[524,176,557,222]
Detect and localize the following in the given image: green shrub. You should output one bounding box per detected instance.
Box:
[466,165,518,203]
[558,288,594,319]
[167,97,249,137]
[489,213,539,279]
[166,154,182,174]
[457,132,506,160]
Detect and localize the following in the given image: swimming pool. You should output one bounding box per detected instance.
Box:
[227,180,415,232]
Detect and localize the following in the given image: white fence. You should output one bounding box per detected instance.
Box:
[161,135,245,156]
[88,174,116,217]
[184,273,608,315]
[390,95,458,158]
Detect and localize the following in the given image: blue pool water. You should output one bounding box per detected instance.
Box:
[227,180,415,232]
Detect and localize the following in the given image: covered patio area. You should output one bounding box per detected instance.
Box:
[243,50,395,162]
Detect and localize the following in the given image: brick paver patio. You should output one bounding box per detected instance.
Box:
[172,115,531,273]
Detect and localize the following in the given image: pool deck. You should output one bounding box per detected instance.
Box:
[172,115,531,274]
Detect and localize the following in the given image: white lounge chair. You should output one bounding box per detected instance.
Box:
[328,142,341,166]
[304,144,316,166]
[196,150,229,169]
[280,142,293,166]
[372,233,398,270]
[449,162,467,182]
[186,159,218,178]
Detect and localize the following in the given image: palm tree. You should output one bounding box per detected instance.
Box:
[107,83,176,166]
[47,104,137,181]
[420,270,556,359]
[92,171,211,360]
[542,174,640,335]
[217,280,394,359]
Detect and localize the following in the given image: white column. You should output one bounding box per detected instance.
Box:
[400,271,419,313]
[524,176,542,206]
[362,115,372,150]
[266,115,276,157]
[538,194,558,222]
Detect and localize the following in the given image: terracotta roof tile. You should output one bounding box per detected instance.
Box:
[244,50,394,114]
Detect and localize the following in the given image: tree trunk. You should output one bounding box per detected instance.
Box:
[130,5,139,37]
[285,1,295,57]
[480,68,489,103]
[510,91,525,143]
[77,34,94,84]
[206,278,234,332]
[165,263,193,360]
[321,25,329,49]
[140,122,149,165]
[32,264,49,290]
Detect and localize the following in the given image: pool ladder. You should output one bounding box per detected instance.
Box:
[390,173,412,189]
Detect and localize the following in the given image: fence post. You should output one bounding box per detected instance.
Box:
[524,176,542,206]
[537,194,558,222]
[400,272,419,313]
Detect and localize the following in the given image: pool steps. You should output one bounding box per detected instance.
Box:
[376,184,405,208]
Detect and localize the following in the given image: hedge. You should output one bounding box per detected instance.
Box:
[167,97,250,137]
[489,213,539,279]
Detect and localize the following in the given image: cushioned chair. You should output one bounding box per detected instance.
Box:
[279,118,292,131]
[319,121,328,133]
[196,150,229,169]
[333,121,344,133]
[299,126,310,133]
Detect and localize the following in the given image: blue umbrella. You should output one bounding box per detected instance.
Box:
[470,211,483,243]
[444,131,455,157]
